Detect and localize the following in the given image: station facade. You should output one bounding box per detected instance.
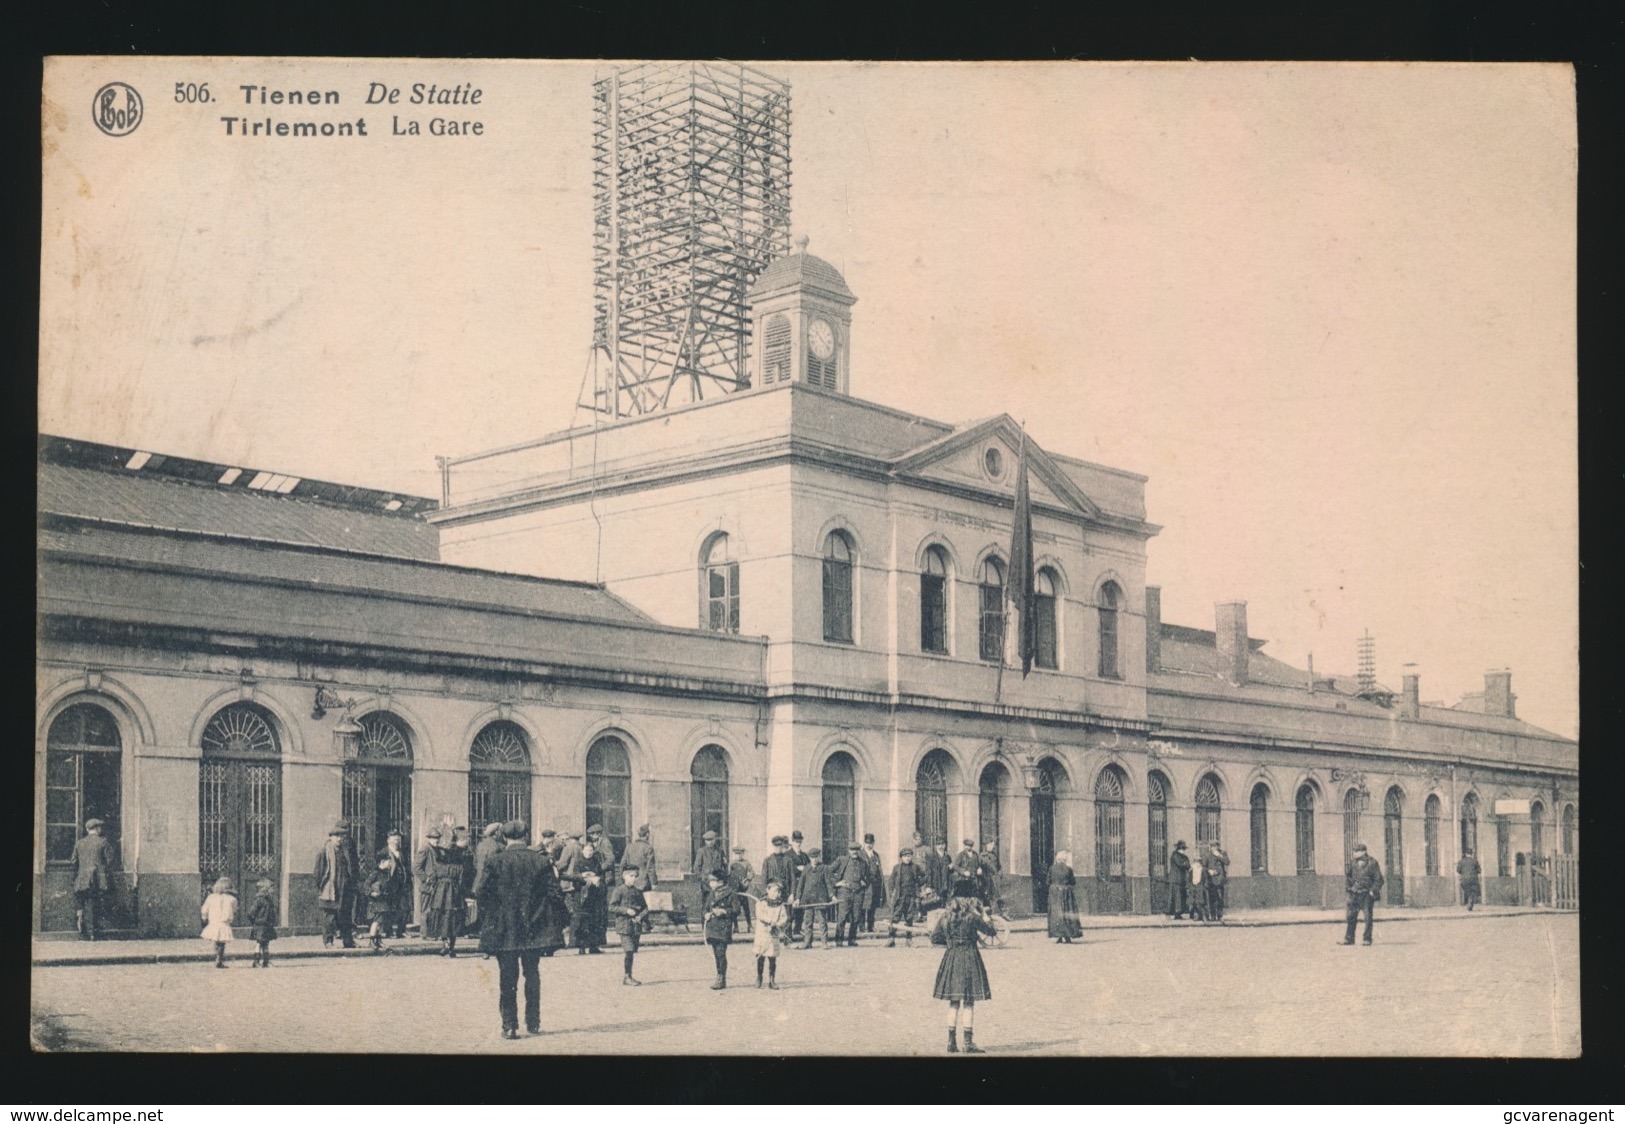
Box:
[35,248,1578,937]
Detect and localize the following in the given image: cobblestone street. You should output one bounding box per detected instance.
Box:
[31,913,1578,1056]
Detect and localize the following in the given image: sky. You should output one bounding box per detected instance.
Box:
[40,59,1578,737]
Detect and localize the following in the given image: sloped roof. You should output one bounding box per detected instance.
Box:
[39,439,439,560]
[889,414,1104,519]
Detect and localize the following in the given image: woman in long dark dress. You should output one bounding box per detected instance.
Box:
[424,839,471,956]
[933,880,997,1054]
[1046,849,1083,943]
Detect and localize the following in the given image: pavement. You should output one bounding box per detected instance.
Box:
[31,904,1558,967]
[30,910,1580,1055]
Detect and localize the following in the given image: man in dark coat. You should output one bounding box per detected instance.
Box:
[71,819,115,940]
[787,831,811,937]
[378,829,411,938]
[794,848,836,949]
[621,826,657,891]
[831,841,870,947]
[474,820,553,1038]
[885,847,926,947]
[728,846,755,934]
[1167,840,1192,919]
[1456,849,1483,910]
[412,826,439,936]
[953,839,981,888]
[585,822,618,880]
[909,831,941,911]
[691,829,728,903]
[761,835,796,915]
[1204,842,1230,922]
[314,822,359,948]
[934,840,954,903]
[860,833,886,932]
[703,872,740,989]
[978,841,1004,915]
[1342,842,1386,945]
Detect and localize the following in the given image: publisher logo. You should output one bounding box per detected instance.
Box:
[92,82,143,137]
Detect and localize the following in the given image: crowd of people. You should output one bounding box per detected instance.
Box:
[150,805,1466,1049]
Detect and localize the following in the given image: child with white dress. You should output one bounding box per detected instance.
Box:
[751,879,790,990]
[201,877,238,968]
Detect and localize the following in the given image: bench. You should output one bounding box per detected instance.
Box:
[642,890,690,932]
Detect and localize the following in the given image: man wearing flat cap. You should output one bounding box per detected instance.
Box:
[691,829,728,911]
[728,845,755,934]
[412,825,440,936]
[953,839,982,885]
[585,822,618,881]
[71,818,115,940]
[794,848,836,950]
[621,825,656,892]
[761,836,796,922]
[831,841,870,947]
[474,820,553,1038]
[1204,840,1230,922]
[314,821,359,948]
[1342,842,1385,946]
[885,847,925,947]
[788,831,811,938]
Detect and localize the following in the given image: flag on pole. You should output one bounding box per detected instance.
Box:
[1008,428,1036,677]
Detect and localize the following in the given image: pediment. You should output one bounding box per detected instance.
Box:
[889,415,1101,519]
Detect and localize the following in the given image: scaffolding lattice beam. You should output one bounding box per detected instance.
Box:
[583,62,792,420]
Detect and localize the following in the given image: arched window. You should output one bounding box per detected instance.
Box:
[1095,766,1127,880]
[586,735,633,862]
[1562,804,1576,855]
[1147,771,1170,886]
[702,533,740,634]
[920,546,949,654]
[1249,784,1269,874]
[469,721,531,831]
[1294,784,1317,875]
[45,703,122,865]
[762,313,791,385]
[1383,787,1405,905]
[1195,774,1222,851]
[822,531,855,644]
[978,557,1006,662]
[690,745,730,861]
[915,749,955,848]
[1343,788,1363,859]
[1034,568,1059,670]
[200,703,281,895]
[343,712,413,861]
[1529,800,1546,860]
[1460,792,1479,859]
[1097,581,1122,679]
[821,752,857,858]
[1424,795,1442,876]
[978,762,1009,853]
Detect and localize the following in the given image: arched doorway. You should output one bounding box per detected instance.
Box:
[586,735,633,863]
[978,762,1009,855]
[43,702,124,932]
[690,745,730,861]
[915,749,955,848]
[1147,771,1171,913]
[199,702,281,899]
[1460,792,1480,859]
[342,713,413,863]
[821,751,857,857]
[1383,786,1405,905]
[1094,765,1128,913]
[468,721,532,831]
[1029,758,1068,913]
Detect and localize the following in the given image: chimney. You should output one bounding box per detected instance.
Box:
[1484,669,1515,718]
[1214,601,1248,685]
[1145,586,1162,673]
[1400,664,1420,719]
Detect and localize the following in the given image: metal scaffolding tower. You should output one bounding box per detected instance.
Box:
[584,62,793,420]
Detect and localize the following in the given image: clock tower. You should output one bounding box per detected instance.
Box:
[746,235,857,394]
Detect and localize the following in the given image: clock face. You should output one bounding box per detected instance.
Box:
[808,318,836,360]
